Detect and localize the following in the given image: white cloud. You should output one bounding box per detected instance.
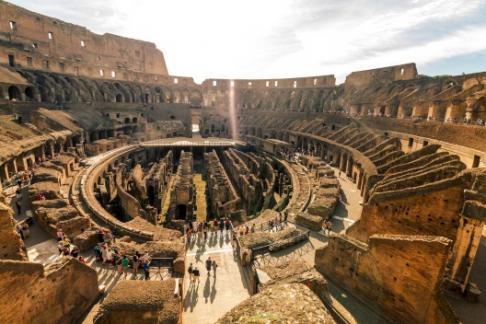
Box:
[8,0,486,83]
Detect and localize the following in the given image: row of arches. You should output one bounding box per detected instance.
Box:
[3,69,203,106]
[237,87,342,113]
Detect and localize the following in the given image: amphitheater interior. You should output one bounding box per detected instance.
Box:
[0,2,486,324]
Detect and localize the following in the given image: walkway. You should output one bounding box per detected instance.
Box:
[331,168,363,233]
[182,230,251,324]
[194,174,208,222]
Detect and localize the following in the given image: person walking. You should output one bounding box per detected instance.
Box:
[121,255,129,277]
[212,259,218,277]
[205,257,212,276]
[143,261,150,280]
[132,252,140,276]
[188,262,194,282]
[193,267,200,284]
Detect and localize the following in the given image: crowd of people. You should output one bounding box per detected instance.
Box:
[184,217,234,243]
[56,228,85,263]
[92,229,152,280]
[237,212,287,237]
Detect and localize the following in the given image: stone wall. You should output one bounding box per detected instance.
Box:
[205,150,241,218]
[0,2,168,79]
[315,234,456,323]
[168,151,195,220]
[0,202,26,260]
[0,257,100,324]
[344,63,417,90]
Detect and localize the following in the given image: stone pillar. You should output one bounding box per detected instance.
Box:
[48,143,56,158]
[340,153,347,172]
[40,145,46,161]
[2,164,10,182]
[346,156,353,177]
[449,216,483,292]
[11,159,18,174]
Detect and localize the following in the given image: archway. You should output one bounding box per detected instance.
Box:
[25,87,34,101]
[175,204,187,220]
[8,86,21,100]
[115,93,123,103]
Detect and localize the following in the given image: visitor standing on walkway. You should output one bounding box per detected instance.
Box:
[132,252,140,276]
[188,263,194,282]
[212,259,218,277]
[206,257,212,276]
[143,261,150,280]
[193,267,200,284]
[121,255,129,277]
[219,218,224,233]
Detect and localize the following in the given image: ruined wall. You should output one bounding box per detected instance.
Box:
[0,2,168,79]
[168,151,194,220]
[357,186,465,242]
[345,63,417,90]
[0,202,26,260]
[0,257,100,324]
[315,234,456,323]
[205,150,241,218]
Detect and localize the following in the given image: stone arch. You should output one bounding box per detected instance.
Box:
[24,86,35,101]
[8,85,22,100]
[189,90,202,106]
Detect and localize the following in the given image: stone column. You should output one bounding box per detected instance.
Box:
[340,153,347,172]
[346,156,353,177]
[2,164,10,182]
[449,216,484,292]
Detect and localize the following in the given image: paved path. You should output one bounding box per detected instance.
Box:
[331,168,363,233]
[182,230,250,324]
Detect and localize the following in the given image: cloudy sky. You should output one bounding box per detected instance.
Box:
[9,0,486,83]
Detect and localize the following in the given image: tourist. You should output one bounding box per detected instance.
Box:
[143,261,150,280]
[193,266,200,283]
[225,218,231,231]
[132,252,140,276]
[219,218,224,233]
[244,225,249,235]
[121,255,129,277]
[206,257,212,276]
[251,223,256,233]
[188,263,194,281]
[203,227,208,241]
[56,228,65,241]
[101,244,112,264]
[212,260,218,277]
[94,244,102,261]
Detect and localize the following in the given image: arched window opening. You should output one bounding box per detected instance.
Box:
[115,93,123,102]
[124,117,130,124]
[25,87,34,101]
[8,86,21,101]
